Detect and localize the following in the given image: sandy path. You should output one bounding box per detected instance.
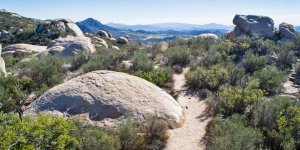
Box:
[165,68,211,150]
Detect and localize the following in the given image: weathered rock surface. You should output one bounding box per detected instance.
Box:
[111,46,120,50]
[1,44,47,57]
[47,37,95,56]
[96,30,109,38]
[0,44,7,77]
[233,15,275,38]
[26,70,184,128]
[279,22,296,41]
[36,19,84,37]
[197,33,219,40]
[117,37,129,45]
[227,15,296,41]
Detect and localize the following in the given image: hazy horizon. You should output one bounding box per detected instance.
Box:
[1,0,300,26]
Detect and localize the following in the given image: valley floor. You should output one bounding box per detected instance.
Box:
[165,68,212,150]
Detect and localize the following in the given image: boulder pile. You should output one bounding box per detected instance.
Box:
[227,15,296,41]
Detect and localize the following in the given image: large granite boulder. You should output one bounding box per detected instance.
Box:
[233,15,276,38]
[47,37,96,56]
[36,19,84,37]
[197,33,219,40]
[279,22,296,41]
[117,37,129,45]
[96,30,109,38]
[0,44,7,77]
[26,70,184,128]
[1,44,47,57]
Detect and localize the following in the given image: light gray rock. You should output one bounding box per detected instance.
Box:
[2,44,47,57]
[47,37,95,56]
[0,44,7,77]
[117,37,129,45]
[111,46,120,50]
[279,22,296,41]
[26,70,184,128]
[0,30,11,40]
[36,19,84,37]
[197,33,219,40]
[230,15,276,38]
[97,30,109,38]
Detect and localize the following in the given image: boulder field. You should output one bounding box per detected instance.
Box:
[26,70,184,128]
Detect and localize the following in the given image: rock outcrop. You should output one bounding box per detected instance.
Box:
[47,37,96,56]
[197,33,219,40]
[36,19,84,37]
[227,15,296,41]
[279,22,296,41]
[1,44,47,57]
[0,44,7,77]
[26,70,184,128]
[96,30,109,38]
[117,37,129,45]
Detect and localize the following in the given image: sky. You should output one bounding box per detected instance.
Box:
[1,0,300,25]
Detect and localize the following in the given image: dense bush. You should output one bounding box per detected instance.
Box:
[243,51,267,74]
[207,115,263,150]
[0,76,33,112]
[252,66,286,94]
[81,48,124,73]
[251,96,299,149]
[134,68,172,87]
[132,50,154,72]
[165,46,191,67]
[71,121,120,150]
[186,65,229,91]
[277,106,300,150]
[20,55,66,91]
[0,114,78,150]
[119,116,145,150]
[209,79,264,116]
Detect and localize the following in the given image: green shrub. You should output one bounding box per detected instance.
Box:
[20,55,66,90]
[186,65,229,90]
[0,113,78,150]
[134,68,172,87]
[209,79,264,116]
[276,50,296,69]
[81,48,124,73]
[69,52,90,71]
[253,66,286,94]
[144,117,169,150]
[71,121,121,150]
[165,46,191,67]
[251,96,298,149]
[207,115,263,150]
[119,116,145,150]
[132,50,154,72]
[0,76,33,112]
[277,106,300,149]
[243,51,267,74]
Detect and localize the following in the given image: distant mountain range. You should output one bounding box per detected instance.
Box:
[76,18,232,43]
[106,22,233,31]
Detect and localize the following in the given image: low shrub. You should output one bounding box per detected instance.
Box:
[132,50,154,72]
[165,46,191,67]
[134,68,172,87]
[185,65,229,91]
[243,51,267,74]
[207,115,263,150]
[144,117,169,150]
[252,66,286,95]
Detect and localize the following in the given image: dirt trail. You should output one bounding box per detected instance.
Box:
[165,68,211,150]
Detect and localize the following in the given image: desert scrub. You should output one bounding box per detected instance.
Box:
[165,46,191,67]
[134,67,172,87]
[81,47,124,73]
[19,55,66,91]
[185,64,229,91]
[132,50,154,72]
[207,115,263,150]
[0,75,33,112]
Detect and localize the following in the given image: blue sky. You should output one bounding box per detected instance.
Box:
[1,0,300,25]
